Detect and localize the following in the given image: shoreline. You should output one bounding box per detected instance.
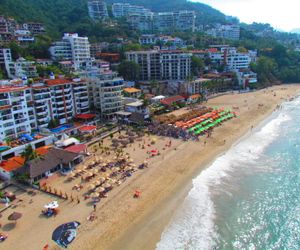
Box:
[104,85,300,250]
[2,85,299,250]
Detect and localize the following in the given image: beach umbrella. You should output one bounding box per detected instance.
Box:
[107,179,116,185]
[113,167,120,172]
[103,182,111,189]
[69,173,76,178]
[52,221,80,249]
[91,192,99,198]
[93,180,101,186]
[8,212,22,223]
[44,201,59,209]
[96,187,105,193]
[88,184,95,190]
[103,173,110,178]
[92,169,98,174]
[98,177,106,182]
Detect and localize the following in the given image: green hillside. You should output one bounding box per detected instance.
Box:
[0,0,226,37]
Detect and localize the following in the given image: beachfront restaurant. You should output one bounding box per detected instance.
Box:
[16,148,83,184]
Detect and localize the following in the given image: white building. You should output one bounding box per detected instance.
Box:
[0,48,13,78]
[32,78,90,127]
[207,46,255,71]
[236,70,258,89]
[126,49,192,81]
[0,78,90,141]
[112,3,151,18]
[88,72,124,119]
[139,35,185,48]
[153,11,196,32]
[206,24,240,41]
[129,10,196,32]
[49,33,91,70]
[88,0,109,20]
[11,58,38,79]
[185,78,212,95]
[0,85,36,141]
[128,12,153,32]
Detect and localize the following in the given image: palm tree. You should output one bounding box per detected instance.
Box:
[21,145,39,162]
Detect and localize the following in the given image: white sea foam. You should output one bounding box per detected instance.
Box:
[156,108,292,250]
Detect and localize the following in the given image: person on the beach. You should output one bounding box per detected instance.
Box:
[93,203,97,211]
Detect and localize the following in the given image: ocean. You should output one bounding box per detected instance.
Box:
[156,97,300,250]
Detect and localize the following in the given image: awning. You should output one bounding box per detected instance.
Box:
[75,114,96,120]
[79,125,97,133]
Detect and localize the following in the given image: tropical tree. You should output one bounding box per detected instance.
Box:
[191,56,205,77]
[118,61,140,81]
[21,145,39,162]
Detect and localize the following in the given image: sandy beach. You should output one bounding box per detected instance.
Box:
[1,84,300,250]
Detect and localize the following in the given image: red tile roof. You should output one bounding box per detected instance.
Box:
[0,146,50,172]
[45,79,71,86]
[0,156,25,172]
[160,95,185,106]
[0,86,28,93]
[64,144,87,154]
[79,125,97,132]
[189,94,201,99]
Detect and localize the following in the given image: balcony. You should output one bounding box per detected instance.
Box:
[0,105,12,111]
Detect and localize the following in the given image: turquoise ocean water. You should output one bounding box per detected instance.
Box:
[156,97,300,250]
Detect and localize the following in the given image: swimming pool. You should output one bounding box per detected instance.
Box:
[50,124,73,133]
[0,146,10,152]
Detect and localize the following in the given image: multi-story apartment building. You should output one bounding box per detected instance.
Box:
[0,16,17,34]
[88,0,109,20]
[49,33,91,70]
[10,57,38,79]
[112,3,152,18]
[129,10,196,32]
[139,35,185,49]
[0,85,36,141]
[0,49,38,79]
[207,46,255,71]
[22,23,45,35]
[128,12,153,32]
[32,78,90,127]
[0,78,90,141]
[87,71,124,119]
[126,50,161,81]
[206,24,240,41]
[0,48,13,78]
[49,40,73,61]
[126,49,192,81]
[160,51,192,80]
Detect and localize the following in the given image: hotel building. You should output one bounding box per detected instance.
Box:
[126,49,192,81]
[49,33,91,70]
